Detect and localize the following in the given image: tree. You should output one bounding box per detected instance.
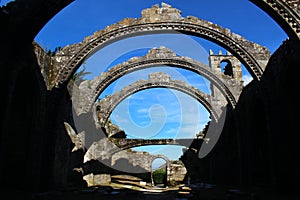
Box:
[72,65,92,86]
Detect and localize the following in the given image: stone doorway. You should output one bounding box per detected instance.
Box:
[151,157,168,187]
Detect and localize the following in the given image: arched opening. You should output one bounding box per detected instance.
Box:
[221,60,234,78]
[151,158,167,187]
[1,0,299,197]
[109,87,210,140]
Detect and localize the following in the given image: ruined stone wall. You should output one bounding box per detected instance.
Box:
[237,39,300,190]
[168,160,187,183]
[112,151,153,172]
[256,39,300,191]
[0,0,75,193]
[203,39,300,192]
[180,39,300,193]
[1,0,300,197]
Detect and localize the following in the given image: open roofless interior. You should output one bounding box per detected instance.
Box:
[0,0,300,199]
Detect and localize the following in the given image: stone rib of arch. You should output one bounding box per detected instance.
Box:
[150,154,170,167]
[250,0,300,40]
[109,139,181,155]
[96,72,222,127]
[53,3,270,87]
[108,138,201,155]
[77,47,238,114]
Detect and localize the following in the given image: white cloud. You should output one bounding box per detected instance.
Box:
[138,121,149,126]
[111,114,129,123]
[179,123,203,135]
[166,128,177,134]
[137,108,149,113]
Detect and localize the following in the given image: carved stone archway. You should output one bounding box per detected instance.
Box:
[150,154,170,186]
[50,3,270,88]
[250,0,300,40]
[2,0,300,193]
[75,47,242,114]
[96,72,222,127]
[108,138,206,155]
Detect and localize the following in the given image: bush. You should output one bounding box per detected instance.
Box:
[169,180,178,187]
[153,168,166,184]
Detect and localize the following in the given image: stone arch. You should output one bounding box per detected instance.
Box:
[77,47,241,114]
[150,154,170,186]
[250,0,300,40]
[28,1,299,46]
[151,154,170,168]
[2,0,300,193]
[95,72,222,127]
[52,3,270,88]
[108,138,206,155]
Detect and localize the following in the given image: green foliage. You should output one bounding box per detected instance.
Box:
[153,168,166,184]
[72,65,92,86]
[87,80,92,89]
[46,46,62,56]
[169,180,178,187]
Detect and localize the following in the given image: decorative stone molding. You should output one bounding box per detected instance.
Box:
[75,47,240,115]
[51,2,270,88]
[95,72,222,127]
[108,138,206,155]
[250,0,300,40]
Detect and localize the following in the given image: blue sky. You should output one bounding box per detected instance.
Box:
[1,0,288,164]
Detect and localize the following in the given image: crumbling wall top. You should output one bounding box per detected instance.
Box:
[141,2,183,23]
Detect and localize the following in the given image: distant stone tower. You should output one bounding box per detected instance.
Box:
[208,50,244,110]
